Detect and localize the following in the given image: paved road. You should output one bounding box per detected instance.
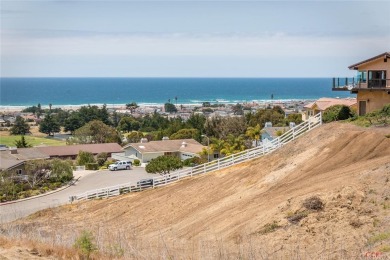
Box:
[0,167,155,224]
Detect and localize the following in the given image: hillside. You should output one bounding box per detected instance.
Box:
[1,122,390,259]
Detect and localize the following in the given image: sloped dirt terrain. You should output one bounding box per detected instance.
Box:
[1,122,390,259]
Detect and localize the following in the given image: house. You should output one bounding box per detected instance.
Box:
[0,148,50,173]
[35,143,122,159]
[122,139,205,164]
[0,143,122,172]
[303,97,357,120]
[333,52,390,115]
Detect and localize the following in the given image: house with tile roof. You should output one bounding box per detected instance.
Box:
[333,52,390,115]
[303,97,357,120]
[122,139,205,164]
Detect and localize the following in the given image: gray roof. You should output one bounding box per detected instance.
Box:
[262,127,290,139]
[0,148,49,171]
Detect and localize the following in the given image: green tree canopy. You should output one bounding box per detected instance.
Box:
[51,159,73,182]
[39,113,61,136]
[10,116,30,135]
[118,116,140,132]
[14,136,32,148]
[72,120,120,144]
[170,128,200,140]
[246,124,261,145]
[127,131,144,143]
[76,150,95,166]
[164,103,177,113]
[145,155,183,175]
[323,105,354,123]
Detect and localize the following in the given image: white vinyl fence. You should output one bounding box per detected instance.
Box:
[70,113,322,202]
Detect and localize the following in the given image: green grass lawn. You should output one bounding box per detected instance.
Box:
[0,135,66,147]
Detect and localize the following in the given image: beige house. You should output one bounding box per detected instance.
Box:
[303,97,357,120]
[333,52,390,115]
[122,139,205,164]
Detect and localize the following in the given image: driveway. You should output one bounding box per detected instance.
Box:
[0,167,155,224]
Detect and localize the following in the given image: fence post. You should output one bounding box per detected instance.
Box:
[309,119,311,130]
[319,112,322,125]
[218,159,220,170]
[191,167,193,177]
[232,154,234,165]
[204,164,206,173]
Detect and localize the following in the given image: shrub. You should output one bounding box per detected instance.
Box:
[74,230,97,259]
[96,152,108,167]
[258,221,281,235]
[104,160,115,168]
[76,151,95,166]
[51,159,73,183]
[133,159,141,166]
[287,211,309,224]
[303,196,324,211]
[323,105,354,123]
[85,163,99,170]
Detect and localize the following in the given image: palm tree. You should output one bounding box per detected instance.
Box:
[246,124,262,147]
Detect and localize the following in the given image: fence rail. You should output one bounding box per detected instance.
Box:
[70,113,322,202]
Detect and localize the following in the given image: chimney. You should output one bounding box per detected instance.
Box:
[10,147,18,154]
[181,141,187,148]
[140,138,148,143]
[265,122,272,128]
[162,136,169,141]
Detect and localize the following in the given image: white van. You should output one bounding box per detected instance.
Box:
[108,161,132,171]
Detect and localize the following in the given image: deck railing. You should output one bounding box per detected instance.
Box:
[69,113,322,202]
[332,77,390,91]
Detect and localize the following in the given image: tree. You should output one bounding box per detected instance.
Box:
[232,103,244,115]
[246,124,261,146]
[24,160,51,189]
[96,152,108,167]
[164,103,177,113]
[64,112,84,134]
[10,116,30,135]
[186,113,206,132]
[51,159,73,182]
[39,113,61,136]
[73,120,120,144]
[14,136,31,148]
[118,117,140,132]
[170,128,199,140]
[126,102,139,114]
[145,155,183,175]
[127,131,144,143]
[323,105,354,123]
[76,151,95,166]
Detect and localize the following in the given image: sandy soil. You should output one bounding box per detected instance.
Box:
[1,122,390,259]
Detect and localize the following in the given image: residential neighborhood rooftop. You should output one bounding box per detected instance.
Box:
[304,97,357,111]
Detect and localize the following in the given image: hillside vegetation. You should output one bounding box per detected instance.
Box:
[1,122,390,259]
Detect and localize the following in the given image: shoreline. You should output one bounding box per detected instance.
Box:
[0,98,318,113]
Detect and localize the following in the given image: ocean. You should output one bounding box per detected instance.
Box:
[0,78,354,107]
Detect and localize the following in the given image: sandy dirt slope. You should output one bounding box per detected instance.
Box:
[1,122,390,259]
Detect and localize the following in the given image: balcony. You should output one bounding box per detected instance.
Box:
[332,77,390,93]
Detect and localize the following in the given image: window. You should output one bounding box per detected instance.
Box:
[358,71,367,83]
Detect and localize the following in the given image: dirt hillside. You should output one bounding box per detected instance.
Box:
[1,122,390,259]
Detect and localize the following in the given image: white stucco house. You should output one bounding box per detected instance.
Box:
[122,139,205,164]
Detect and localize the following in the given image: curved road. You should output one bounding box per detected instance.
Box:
[0,168,154,224]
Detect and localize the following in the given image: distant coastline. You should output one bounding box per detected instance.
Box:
[0,77,354,109]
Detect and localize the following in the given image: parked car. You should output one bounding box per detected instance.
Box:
[108,161,132,171]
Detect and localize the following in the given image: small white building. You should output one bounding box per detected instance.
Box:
[122,139,205,164]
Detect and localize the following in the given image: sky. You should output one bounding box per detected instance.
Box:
[1,0,389,78]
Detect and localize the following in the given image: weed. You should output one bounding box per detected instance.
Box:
[379,245,390,252]
[303,196,324,211]
[74,230,97,259]
[258,221,281,235]
[349,218,363,228]
[373,218,380,227]
[287,211,309,224]
[368,231,390,244]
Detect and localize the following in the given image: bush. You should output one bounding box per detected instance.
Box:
[133,159,140,166]
[74,230,97,259]
[323,105,354,123]
[303,196,324,211]
[76,151,95,166]
[86,163,99,170]
[96,152,108,167]
[183,157,203,167]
